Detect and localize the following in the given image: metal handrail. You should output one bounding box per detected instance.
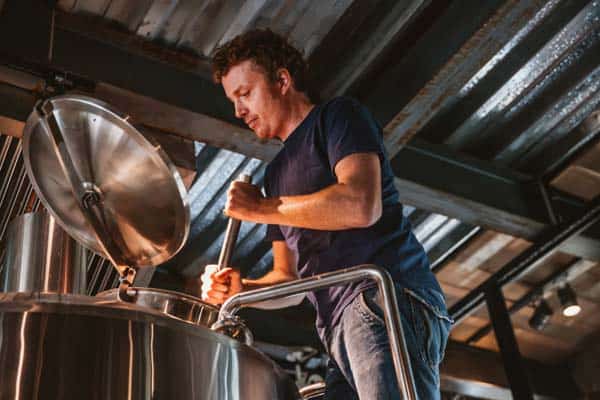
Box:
[213,264,418,400]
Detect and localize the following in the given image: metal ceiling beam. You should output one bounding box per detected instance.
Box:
[381,0,559,157]
[393,139,548,238]
[0,115,24,138]
[429,224,481,272]
[354,0,505,150]
[3,68,600,263]
[92,84,282,161]
[415,0,589,148]
[466,258,596,344]
[526,108,600,179]
[1,1,600,263]
[393,139,600,261]
[311,0,431,99]
[0,83,37,122]
[0,1,279,161]
[449,194,600,324]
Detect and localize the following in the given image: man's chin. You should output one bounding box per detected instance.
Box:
[254,130,273,142]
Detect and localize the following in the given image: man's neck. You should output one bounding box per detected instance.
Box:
[277,94,315,142]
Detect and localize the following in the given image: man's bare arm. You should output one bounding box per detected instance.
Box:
[241,240,304,308]
[228,152,382,230]
[243,240,299,287]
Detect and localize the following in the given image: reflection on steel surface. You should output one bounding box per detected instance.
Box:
[2,210,86,294]
[22,95,190,271]
[0,292,300,400]
[96,286,219,328]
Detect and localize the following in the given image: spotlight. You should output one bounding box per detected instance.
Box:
[528,300,553,331]
[557,284,581,317]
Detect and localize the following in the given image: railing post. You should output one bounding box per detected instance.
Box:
[214,264,418,400]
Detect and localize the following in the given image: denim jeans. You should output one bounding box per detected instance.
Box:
[323,286,452,400]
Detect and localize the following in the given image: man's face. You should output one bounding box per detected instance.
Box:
[221,60,285,140]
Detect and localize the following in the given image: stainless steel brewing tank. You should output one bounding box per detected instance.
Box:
[0,293,300,400]
[96,287,220,328]
[2,210,87,294]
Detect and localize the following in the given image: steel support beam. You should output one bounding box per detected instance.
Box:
[393,139,600,261]
[3,66,600,263]
[0,82,37,122]
[393,139,548,238]
[485,285,534,400]
[1,1,600,264]
[449,194,600,324]
[466,258,595,344]
[430,224,481,272]
[0,1,279,160]
[358,0,504,128]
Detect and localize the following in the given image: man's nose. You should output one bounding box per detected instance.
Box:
[234,101,247,119]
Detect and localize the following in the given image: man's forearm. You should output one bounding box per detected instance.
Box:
[255,182,380,231]
[240,270,304,309]
[242,269,298,289]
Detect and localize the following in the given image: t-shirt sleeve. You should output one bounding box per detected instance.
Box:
[264,224,284,242]
[323,98,384,174]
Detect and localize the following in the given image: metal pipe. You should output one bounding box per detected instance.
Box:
[0,139,21,213]
[450,193,600,324]
[216,264,418,400]
[431,225,481,272]
[541,110,600,182]
[0,162,27,239]
[217,173,251,270]
[0,135,14,171]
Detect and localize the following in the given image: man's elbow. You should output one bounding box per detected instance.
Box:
[353,199,382,228]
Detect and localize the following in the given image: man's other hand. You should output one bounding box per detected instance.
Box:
[200,265,243,305]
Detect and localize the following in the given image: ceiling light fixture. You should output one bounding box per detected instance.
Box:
[557,284,581,317]
[528,299,553,331]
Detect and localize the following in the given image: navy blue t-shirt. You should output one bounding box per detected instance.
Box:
[264,97,447,341]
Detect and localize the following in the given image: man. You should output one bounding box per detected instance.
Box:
[200,29,452,399]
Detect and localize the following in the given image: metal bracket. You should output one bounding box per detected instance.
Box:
[117,267,136,302]
[211,315,254,346]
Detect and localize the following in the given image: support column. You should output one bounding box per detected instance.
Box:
[485,284,534,400]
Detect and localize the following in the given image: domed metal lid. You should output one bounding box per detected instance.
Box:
[22,95,189,274]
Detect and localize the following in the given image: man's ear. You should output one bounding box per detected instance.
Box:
[276,68,292,94]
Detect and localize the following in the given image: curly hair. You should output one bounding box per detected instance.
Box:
[211,29,312,96]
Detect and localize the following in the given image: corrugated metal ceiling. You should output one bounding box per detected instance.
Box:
[1,0,600,369]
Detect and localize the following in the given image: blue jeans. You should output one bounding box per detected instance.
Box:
[323,286,452,399]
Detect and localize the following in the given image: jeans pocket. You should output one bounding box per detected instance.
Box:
[356,289,385,326]
[407,291,450,368]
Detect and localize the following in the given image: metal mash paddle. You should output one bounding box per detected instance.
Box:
[217,173,252,271]
[212,173,254,342]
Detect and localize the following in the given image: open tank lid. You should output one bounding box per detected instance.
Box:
[22,94,190,273]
